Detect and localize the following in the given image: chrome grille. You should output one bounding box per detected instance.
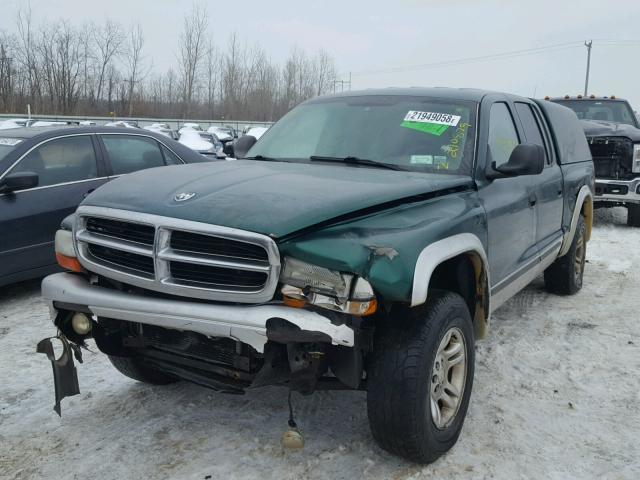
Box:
[74,206,281,303]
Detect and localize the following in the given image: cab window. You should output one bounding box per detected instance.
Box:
[10,135,98,187]
[515,102,550,164]
[102,135,165,175]
[488,103,519,167]
[161,145,183,165]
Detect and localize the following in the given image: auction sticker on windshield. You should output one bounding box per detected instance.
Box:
[401,111,461,136]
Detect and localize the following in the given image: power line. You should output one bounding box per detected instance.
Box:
[348,39,640,78]
[350,41,584,77]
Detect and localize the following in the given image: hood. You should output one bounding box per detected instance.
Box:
[580,119,640,141]
[83,161,473,238]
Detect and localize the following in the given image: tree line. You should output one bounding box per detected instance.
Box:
[0,4,338,121]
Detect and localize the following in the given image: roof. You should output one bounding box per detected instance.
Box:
[0,125,164,140]
[0,125,211,169]
[0,125,81,139]
[308,86,527,103]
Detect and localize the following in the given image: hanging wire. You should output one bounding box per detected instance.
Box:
[287,390,297,429]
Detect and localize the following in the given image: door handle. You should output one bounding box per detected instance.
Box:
[83,188,96,198]
[528,194,537,207]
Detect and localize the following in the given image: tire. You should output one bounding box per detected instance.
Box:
[108,355,178,385]
[367,291,475,464]
[627,204,640,227]
[544,215,586,295]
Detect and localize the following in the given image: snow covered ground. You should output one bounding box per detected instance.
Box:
[1,208,639,480]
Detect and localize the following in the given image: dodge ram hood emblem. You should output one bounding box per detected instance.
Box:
[174,192,196,202]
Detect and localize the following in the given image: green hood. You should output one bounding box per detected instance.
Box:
[84,161,473,238]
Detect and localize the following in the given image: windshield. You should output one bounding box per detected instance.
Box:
[0,138,22,162]
[247,95,477,175]
[553,100,638,127]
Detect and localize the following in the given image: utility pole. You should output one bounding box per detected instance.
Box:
[584,40,593,96]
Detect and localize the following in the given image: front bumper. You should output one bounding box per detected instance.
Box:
[595,178,640,204]
[41,273,355,353]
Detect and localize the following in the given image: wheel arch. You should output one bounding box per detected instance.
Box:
[411,233,491,339]
[559,185,593,257]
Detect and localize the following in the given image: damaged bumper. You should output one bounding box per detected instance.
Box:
[41,273,355,353]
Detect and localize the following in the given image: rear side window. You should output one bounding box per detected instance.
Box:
[102,135,165,175]
[515,103,549,164]
[11,135,97,187]
[161,145,183,165]
[488,103,519,167]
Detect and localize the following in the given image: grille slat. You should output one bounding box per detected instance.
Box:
[77,212,277,302]
[171,230,268,262]
[88,244,155,276]
[86,217,155,245]
[170,261,268,288]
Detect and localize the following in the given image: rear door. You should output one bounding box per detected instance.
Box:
[514,102,564,253]
[0,134,107,281]
[477,100,538,288]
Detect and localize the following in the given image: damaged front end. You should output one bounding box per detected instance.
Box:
[39,272,374,414]
[36,334,82,415]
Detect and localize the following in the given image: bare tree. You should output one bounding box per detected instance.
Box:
[204,40,220,118]
[124,23,148,116]
[1,7,337,121]
[92,20,123,105]
[15,4,41,111]
[178,3,208,117]
[0,35,16,111]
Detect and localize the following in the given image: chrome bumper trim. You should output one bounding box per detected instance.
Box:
[595,178,640,204]
[41,273,354,353]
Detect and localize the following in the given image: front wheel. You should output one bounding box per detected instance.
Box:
[627,203,640,227]
[366,291,475,464]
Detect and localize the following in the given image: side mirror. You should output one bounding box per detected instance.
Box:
[0,171,39,193]
[230,135,257,159]
[487,144,545,179]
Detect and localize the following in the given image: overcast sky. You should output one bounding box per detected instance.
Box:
[2,0,640,109]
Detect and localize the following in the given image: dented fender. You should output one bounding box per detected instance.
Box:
[278,191,488,304]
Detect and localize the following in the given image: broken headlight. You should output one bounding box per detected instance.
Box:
[633,144,640,173]
[279,257,377,316]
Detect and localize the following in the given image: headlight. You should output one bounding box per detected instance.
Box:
[280,257,377,316]
[55,229,83,272]
[633,144,640,173]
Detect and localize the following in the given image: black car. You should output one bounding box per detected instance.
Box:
[0,126,209,287]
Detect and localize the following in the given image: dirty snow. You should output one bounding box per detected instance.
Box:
[1,208,639,480]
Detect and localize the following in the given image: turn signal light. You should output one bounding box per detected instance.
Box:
[283,295,307,309]
[56,252,84,273]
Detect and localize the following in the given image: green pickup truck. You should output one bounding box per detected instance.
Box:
[39,88,594,463]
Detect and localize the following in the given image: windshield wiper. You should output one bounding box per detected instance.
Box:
[242,154,280,161]
[309,155,405,171]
